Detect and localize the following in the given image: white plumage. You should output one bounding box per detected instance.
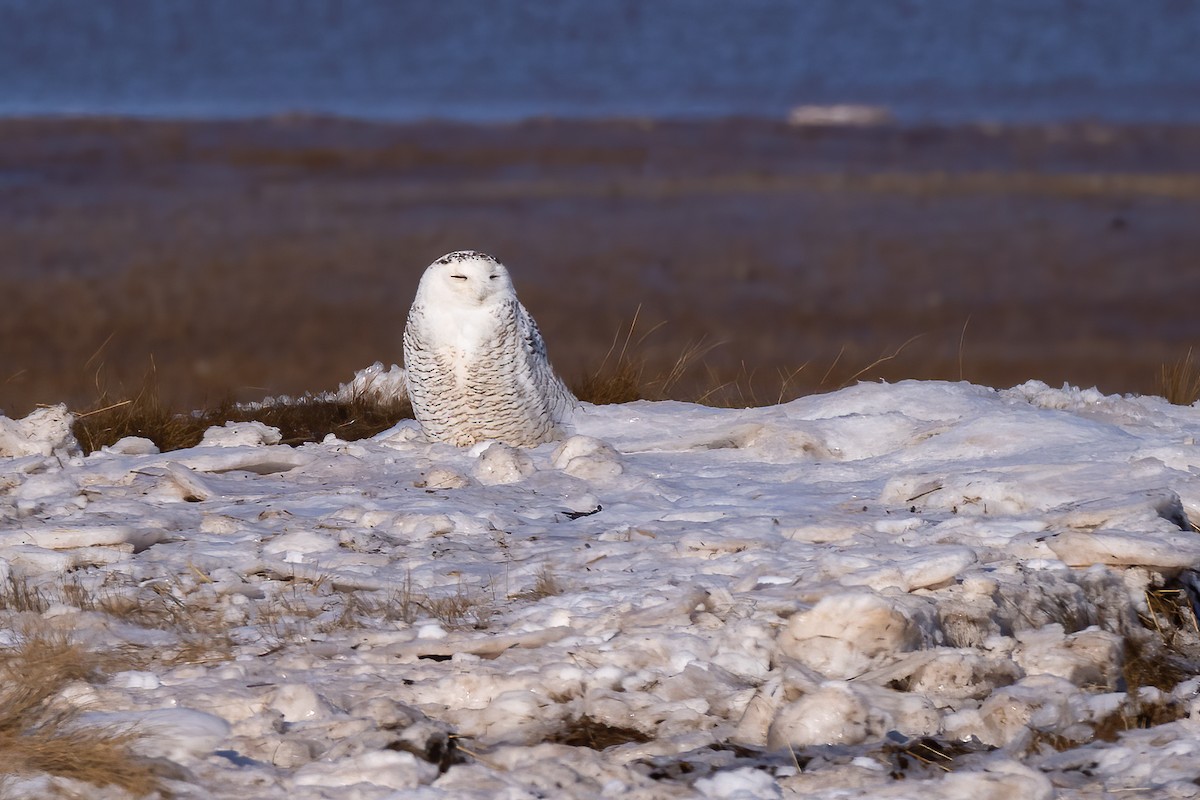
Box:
[403,251,576,447]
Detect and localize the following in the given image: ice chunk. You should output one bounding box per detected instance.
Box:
[199,421,283,447]
[778,592,923,679]
[907,651,1022,701]
[473,442,535,485]
[694,766,782,799]
[1013,624,1124,689]
[964,674,1090,748]
[292,749,435,790]
[334,361,408,404]
[1047,528,1200,568]
[268,737,315,768]
[767,681,869,747]
[262,530,338,557]
[417,466,472,489]
[4,524,162,551]
[104,436,159,455]
[552,435,623,480]
[171,446,313,474]
[0,404,79,458]
[268,683,333,723]
[838,546,977,592]
[108,670,161,690]
[462,689,564,745]
[73,708,230,762]
[163,461,218,501]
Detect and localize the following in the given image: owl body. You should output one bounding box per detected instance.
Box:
[403,251,576,447]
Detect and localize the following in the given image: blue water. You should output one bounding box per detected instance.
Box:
[1,0,1198,124]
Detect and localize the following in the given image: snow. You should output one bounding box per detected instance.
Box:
[1,378,1200,798]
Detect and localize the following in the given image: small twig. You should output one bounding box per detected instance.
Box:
[906,484,943,503]
[787,742,801,773]
[911,741,953,764]
[774,363,809,405]
[448,736,504,770]
[1143,591,1164,636]
[187,563,215,584]
[957,315,971,382]
[84,330,118,370]
[76,399,133,418]
[820,345,845,386]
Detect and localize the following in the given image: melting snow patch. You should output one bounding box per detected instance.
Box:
[1,379,1200,797]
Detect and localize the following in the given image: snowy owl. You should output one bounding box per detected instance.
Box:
[403,251,576,447]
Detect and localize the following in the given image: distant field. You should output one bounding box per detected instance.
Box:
[2,117,1199,416]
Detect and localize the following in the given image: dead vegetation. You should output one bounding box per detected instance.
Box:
[509,566,563,602]
[0,572,51,613]
[65,312,900,454]
[3,571,234,669]
[0,624,162,795]
[549,715,653,750]
[1067,581,1200,746]
[383,576,494,631]
[71,363,413,454]
[570,308,719,405]
[1160,348,1200,406]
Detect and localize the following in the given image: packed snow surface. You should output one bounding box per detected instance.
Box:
[2,380,1200,798]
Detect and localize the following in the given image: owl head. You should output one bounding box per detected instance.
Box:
[418,251,516,307]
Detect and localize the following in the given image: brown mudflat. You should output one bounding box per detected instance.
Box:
[2,116,1199,416]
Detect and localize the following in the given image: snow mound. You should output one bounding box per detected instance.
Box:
[200,420,283,447]
[0,404,80,458]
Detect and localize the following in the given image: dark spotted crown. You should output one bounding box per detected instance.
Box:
[434,250,498,265]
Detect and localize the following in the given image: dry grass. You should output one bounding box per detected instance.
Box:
[67,323,948,455]
[0,625,161,795]
[71,312,738,454]
[0,573,51,613]
[72,364,206,453]
[72,364,413,454]
[1126,584,1200,691]
[571,308,670,404]
[509,565,563,602]
[102,586,235,666]
[367,574,494,630]
[1161,348,1200,406]
[222,394,413,446]
[1069,583,1200,745]
[245,573,497,636]
[549,715,652,750]
[5,571,236,667]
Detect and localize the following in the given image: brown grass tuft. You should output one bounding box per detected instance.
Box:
[549,715,652,750]
[1128,584,1200,691]
[509,565,563,602]
[73,365,207,453]
[570,308,722,404]
[225,393,412,447]
[0,625,161,795]
[367,574,494,630]
[1160,348,1200,406]
[0,574,51,614]
[72,365,412,454]
[570,308,657,404]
